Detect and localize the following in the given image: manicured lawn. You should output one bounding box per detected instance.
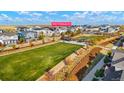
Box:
[76,35,108,43]
[0,42,82,81]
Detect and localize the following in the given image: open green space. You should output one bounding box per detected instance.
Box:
[0,42,82,81]
[77,35,106,41]
[76,35,108,44]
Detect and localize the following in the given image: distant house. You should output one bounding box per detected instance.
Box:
[16,26,29,31]
[100,26,108,32]
[0,29,3,33]
[32,27,54,36]
[55,27,68,33]
[100,26,120,33]
[0,31,18,45]
[18,31,37,42]
[85,27,100,32]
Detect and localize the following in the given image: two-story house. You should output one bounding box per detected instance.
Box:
[0,31,18,46]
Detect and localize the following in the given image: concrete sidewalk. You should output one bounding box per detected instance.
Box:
[82,56,105,81]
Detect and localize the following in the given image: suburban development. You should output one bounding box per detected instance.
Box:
[0,11,124,81]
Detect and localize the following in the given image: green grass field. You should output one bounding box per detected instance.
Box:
[0,42,82,81]
[76,36,108,41]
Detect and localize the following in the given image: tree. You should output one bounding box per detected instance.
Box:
[107,51,112,57]
[39,32,45,44]
[104,56,110,64]
[65,30,71,35]
[76,29,81,35]
[60,32,65,40]
[0,42,3,47]
[19,38,25,43]
[12,44,16,49]
[70,32,75,37]
[29,41,33,47]
[52,33,55,42]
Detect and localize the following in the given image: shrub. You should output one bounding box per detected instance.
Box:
[19,38,25,43]
[104,56,110,64]
[107,51,112,57]
[12,44,16,49]
[95,69,104,77]
[92,77,99,81]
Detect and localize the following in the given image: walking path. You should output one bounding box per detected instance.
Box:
[0,41,58,57]
[82,56,105,81]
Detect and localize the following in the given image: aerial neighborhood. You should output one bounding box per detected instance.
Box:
[0,24,120,47]
[0,23,124,81]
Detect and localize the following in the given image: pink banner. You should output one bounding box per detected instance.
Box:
[51,22,72,26]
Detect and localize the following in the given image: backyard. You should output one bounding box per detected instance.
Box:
[0,42,82,81]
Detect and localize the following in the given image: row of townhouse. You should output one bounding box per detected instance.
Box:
[1,25,118,46]
[0,26,77,46]
[81,25,120,34]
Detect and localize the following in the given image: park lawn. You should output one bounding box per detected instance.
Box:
[0,42,82,81]
[76,35,108,42]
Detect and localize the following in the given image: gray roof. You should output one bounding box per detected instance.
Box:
[0,31,17,36]
[103,66,123,81]
[112,50,124,70]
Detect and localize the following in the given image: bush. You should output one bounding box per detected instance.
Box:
[92,77,99,81]
[104,56,110,64]
[95,69,104,77]
[107,51,112,57]
[12,44,16,49]
[19,38,25,43]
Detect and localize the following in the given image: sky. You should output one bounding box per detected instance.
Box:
[0,11,124,25]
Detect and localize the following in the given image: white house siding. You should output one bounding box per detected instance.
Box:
[0,35,18,45]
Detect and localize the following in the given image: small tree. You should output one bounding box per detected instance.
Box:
[0,42,4,48]
[107,51,112,58]
[95,69,104,77]
[104,56,109,64]
[39,32,45,44]
[60,32,65,40]
[29,41,33,47]
[76,29,81,34]
[52,33,55,42]
[12,44,16,49]
[19,38,25,43]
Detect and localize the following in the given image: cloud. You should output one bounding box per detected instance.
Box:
[31,13,42,17]
[46,11,57,15]
[17,11,42,17]
[0,11,124,25]
[67,11,123,24]
[0,13,12,21]
[17,11,30,15]
[62,14,69,18]
[111,11,123,15]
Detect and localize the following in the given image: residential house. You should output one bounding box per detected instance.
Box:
[18,31,37,42]
[100,25,120,33]
[0,31,18,45]
[32,27,54,37]
[16,26,29,31]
